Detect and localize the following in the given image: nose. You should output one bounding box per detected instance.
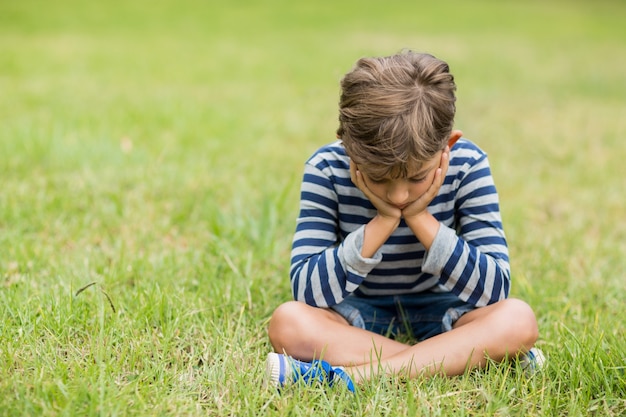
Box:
[387,181,410,206]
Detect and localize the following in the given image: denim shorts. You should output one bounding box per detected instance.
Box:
[330,291,475,341]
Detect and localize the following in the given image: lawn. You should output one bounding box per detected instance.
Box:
[1,0,625,415]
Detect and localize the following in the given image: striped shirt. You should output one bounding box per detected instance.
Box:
[290,138,510,308]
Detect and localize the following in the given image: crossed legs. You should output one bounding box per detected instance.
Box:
[268,298,538,383]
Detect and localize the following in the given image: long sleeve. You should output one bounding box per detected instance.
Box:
[289,163,381,307]
[422,151,510,306]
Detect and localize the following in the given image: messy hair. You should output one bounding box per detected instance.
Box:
[337,50,456,178]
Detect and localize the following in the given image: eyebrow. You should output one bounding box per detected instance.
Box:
[408,162,437,178]
[362,156,440,180]
[367,163,434,181]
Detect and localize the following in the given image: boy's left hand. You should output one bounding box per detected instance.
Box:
[402,146,451,219]
[350,161,403,221]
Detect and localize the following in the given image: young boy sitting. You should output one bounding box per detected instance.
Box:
[266,50,542,391]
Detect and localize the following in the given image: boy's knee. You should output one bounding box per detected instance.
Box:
[501,298,539,347]
[268,301,309,349]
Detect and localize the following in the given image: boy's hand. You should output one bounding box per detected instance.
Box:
[350,161,402,220]
[402,146,451,219]
[350,160,401,258]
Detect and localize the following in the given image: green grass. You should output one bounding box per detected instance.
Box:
[1,0,625,415]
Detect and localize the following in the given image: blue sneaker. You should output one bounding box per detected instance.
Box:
[266,352,355,392]
[520,347,546,375]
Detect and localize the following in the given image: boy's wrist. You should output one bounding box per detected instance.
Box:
[404,211,440,250]
[376,212,402,226]
[361,214,400,258]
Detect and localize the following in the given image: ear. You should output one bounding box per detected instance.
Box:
[447,130,463,149]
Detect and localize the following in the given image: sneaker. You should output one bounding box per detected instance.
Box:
[519,347,546,375]
[266,352,355,392]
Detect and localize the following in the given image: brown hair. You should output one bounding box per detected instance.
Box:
[337,51,456,179]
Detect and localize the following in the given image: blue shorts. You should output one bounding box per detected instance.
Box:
[330,292,475,341]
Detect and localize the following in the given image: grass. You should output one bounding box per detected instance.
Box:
[1,0,625,415]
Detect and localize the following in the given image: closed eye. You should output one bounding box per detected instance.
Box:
[368,177,389,184]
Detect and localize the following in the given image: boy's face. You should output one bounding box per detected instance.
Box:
[357,151,442,210]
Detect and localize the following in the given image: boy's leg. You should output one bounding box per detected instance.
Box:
[268,300,410,366]
[344,298,538,382]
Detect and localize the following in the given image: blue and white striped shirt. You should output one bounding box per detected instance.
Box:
[290,138,510,308]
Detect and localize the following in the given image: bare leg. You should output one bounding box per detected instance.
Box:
[268,300,410,365]
[268,298,538,383]
[345,298,538,382]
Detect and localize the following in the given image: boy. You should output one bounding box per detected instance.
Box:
[266,51,542,391]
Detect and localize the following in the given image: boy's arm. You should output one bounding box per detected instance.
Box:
[361,215,400,258]
[420,154,510,307]
[289,163,382,308]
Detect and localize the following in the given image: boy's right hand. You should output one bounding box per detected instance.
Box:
[350,161,402,221]
[350,160,401,258]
